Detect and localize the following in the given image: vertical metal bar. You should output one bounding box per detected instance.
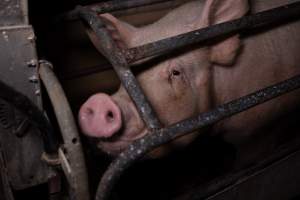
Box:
[78,7,162,129]
[39,61,90,200]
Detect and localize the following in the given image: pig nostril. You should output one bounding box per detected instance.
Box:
[106,111,114,123]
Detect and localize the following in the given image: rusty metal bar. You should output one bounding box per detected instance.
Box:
[125,1,300,64]
[39,61,90,200]
[96,74,300,200]
[63,0,171,21]
[78,7,162,130]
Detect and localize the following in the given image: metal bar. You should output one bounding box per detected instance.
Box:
[90,0,172,13]
[39,61,90,200]
[64,0,171,21]
[96,74,300,200]
[0,79,58,154]
[78,7,162,129]
[125,1,300,64]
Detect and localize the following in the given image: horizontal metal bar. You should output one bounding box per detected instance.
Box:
[63,0,171,21]
[90,0,172,14]
[125,1,300,64]
[78,7,162,129]
[39,61,90,200]
[96,73,300,200]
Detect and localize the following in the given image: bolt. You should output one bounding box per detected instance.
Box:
[27,59,37,68]
[27,34,36,42]
[29,75,39,83]
[35,90,41,96]
[2,31,8,41]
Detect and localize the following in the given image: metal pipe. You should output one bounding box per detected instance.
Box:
[125,1,300,64]
[39,61,90,200]
[96,73,300,200]
[78,7,162,130]
[0,79,58,154]
[63,0,171,21]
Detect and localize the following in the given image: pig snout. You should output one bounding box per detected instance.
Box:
[78,93,122,138]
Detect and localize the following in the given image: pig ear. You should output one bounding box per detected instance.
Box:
[201,0,249,65]
[99,14,137,48]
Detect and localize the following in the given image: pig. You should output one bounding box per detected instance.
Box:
[78,0,300,166]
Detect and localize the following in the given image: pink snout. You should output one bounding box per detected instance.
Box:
[78,93,122,138]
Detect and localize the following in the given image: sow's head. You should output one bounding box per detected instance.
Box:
[78,0,249,157]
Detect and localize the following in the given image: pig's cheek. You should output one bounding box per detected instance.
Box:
[156,85,197,124]
[172,74,189,98]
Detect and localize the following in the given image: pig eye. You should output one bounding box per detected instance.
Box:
[168,67,185,85]
[172,70,181,76]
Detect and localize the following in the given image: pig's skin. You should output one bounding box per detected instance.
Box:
[79,0,300,166]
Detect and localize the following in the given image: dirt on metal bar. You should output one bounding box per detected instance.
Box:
[96,74,300,200]
[125,1,300,64]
